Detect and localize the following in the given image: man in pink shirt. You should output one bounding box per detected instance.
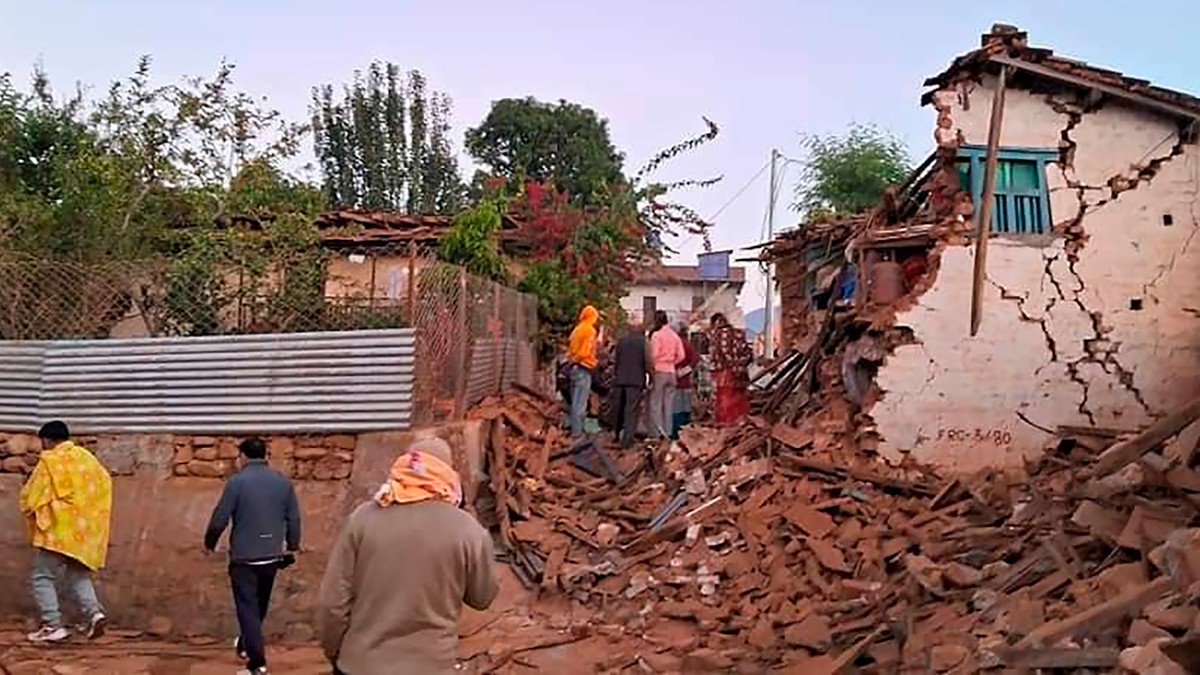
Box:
[647,311,685,439]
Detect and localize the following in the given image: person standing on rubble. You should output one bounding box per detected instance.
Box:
[648,310,686,439]
[672,324,700,438]
[611,323,652,448]
[566,304,600,438]
[709,313,753,425]
[204,437,302,675]
[317,434,498,675]
[19,421,112,643]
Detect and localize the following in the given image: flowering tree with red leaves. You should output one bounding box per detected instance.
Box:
[451,117,723,353]
[515,180,650,343]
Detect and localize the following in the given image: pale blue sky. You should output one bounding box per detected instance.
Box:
[2,1,1196,308]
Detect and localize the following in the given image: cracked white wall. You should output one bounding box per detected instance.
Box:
[873,76,1200,473]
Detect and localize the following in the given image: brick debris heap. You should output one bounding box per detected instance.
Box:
[468,385,1200,674]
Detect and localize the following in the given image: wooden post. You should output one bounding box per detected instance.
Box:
[493,284,504,396]
[406,244,416,322]
[1093,397,1200,476]
[368,255,377,309]
[455,268,469,417]
[970,66,1010,336]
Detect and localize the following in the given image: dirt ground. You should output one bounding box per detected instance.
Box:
[0,569,624,675]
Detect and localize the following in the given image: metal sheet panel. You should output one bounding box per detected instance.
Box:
[465,338,535,406]
[0,342,47,430]
[1,329,415,434]
[464,338,504,408]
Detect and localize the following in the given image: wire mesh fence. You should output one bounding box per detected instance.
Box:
[0,243,538,425]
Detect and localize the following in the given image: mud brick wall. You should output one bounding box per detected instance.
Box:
[172,435,356,481]
[0,422,482,638]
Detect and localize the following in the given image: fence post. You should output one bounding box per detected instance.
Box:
[454,268,469,417]
[493,284,504,396]
[368,254,377,310]
[406,244,416,323]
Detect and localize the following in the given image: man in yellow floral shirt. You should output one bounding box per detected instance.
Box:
[18,421,113,643]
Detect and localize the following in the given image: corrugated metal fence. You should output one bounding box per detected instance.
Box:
[0,330,415,434]
[464,338,535,410]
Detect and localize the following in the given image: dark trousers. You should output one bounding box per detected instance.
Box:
[229,562,278,670]
[611,385,643,447]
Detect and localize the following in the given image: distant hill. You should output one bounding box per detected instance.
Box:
[744,308,765,335]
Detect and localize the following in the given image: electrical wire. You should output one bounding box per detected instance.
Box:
[707,158,772,223]
[668,157,774,255]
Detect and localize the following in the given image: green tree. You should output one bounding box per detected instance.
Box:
[793,123,911,216]
[1,59,306,260]
[465,98,625,205]
[439,192,508,282]
[311,63,464,213]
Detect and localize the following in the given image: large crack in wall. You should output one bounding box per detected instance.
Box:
[1014,90,1192,421]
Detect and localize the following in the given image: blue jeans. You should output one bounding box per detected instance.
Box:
[31,548,102,628]
[569,366,592,437]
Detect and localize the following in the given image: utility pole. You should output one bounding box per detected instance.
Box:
[763,148,780,360]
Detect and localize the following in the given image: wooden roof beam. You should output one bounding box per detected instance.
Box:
[989,54,1200,122]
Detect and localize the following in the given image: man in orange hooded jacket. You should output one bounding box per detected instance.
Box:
[566,305,599,438]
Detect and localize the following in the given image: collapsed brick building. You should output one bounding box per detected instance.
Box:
[771,24,1200,473]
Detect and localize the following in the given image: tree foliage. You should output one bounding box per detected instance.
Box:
[631,117,721,252]
[0,59,308,261]
[465,98,625,206]
[792,123,911,217]
[440,191,508,282]
[311,63,464,213]
[461,116,722,352]
[0,61,326,337]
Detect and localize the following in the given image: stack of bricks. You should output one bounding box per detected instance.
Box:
[0,433,40,474]
[172,435,355,481]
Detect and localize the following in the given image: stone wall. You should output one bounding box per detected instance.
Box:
[872,76,1200,472]
[0,422,483,638]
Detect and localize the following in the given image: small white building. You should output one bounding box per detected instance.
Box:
[620,259,745,328]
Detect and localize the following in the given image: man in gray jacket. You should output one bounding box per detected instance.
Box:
[204,437,301,675]
[317,435,497,675]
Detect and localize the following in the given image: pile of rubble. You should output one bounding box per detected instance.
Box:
[469,386,1200,673]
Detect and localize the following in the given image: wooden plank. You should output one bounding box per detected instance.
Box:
[1013,576,1173,648]
[490,420,513,549]
[970,65,1010,336]
[1093,398,1200,476]
[998,647,1120,669]
[1165,419,1200,466]
[812,625,887,675]
[990,54,1200,122]
[778,452,938,496]
[1057,424,1135,439]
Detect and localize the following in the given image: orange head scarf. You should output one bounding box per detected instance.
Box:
[374,436,463,507]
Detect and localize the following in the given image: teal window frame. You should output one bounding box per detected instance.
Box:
[957,145,1058,235]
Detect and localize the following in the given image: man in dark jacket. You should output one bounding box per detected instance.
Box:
[204,437,301,675]
[610,324,652,448]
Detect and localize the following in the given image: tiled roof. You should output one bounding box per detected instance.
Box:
[633,264,746,285]
[313,211,528,249]
[922,24,1200,120]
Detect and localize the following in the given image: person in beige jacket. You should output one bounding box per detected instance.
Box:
[317,435,498,674]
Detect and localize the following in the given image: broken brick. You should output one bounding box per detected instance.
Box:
[806,538,852,574]
[782,613,832,651]
[784,503,836,539]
